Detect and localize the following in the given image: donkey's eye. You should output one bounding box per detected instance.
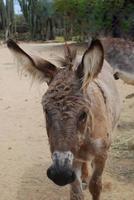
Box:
[44,108,49,116]
[79,111,87,122]
[44,108,52,125]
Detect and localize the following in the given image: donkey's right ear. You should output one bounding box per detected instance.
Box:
[7,39,57,84]
[76,39,104,88]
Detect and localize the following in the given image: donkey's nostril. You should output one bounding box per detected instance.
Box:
[70,171,76,182]
[47,167,56,180]
[66,170,76,184]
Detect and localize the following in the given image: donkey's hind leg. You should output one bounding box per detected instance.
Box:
[70,161,84,200]
[89,153,107,200]
[81,162,89,190]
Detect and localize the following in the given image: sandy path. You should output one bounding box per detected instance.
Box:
[0,43,133,200]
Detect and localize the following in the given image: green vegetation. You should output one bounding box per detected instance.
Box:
[0,0,134,41]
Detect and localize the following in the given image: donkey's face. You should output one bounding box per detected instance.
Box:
[7,39,104,186]
[42,69,90,186]
[43,68,88,153]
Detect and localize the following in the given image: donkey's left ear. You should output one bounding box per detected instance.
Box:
[76,39,104,88]
[7,39,57,84]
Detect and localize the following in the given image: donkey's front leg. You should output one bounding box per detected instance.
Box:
[89,153,107,200]
[70,161,84,200]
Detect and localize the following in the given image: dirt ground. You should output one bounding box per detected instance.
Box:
[0,42,134,200]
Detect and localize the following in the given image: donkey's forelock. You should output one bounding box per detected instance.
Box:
[42,67,86,110]
[56,43,78,70]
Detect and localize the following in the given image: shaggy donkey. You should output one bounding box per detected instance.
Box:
[7,39,120,200]
[102,38,134,85]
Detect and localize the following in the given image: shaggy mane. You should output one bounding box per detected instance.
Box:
[57,44,77,69]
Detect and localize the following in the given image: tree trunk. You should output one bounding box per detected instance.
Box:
[112,15,121,38]
[49,17,54,40]
[5,0,14,40]
[0,0,7,30]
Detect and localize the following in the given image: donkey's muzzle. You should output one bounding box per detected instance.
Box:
[47,151,75,186]
[47,166,76,186]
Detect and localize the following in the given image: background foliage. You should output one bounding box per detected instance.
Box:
[0,0,134,41]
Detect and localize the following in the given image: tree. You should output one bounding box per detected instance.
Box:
[54,0,134,40]
[18,0,55,40]
[0,0,14,39]
[54,0,89,40]
[5,0,14,39]
[0,0,6,30]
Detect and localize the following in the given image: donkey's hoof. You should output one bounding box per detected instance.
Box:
[82,181,88,190]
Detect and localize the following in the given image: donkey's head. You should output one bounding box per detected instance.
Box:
[7,39,104,186]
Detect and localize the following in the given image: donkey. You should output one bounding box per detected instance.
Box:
[7,39,120,200]
[102,37,134,86]
[114,70,134,85]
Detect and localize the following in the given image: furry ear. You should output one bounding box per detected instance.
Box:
[76,39,104,88]
[7,39,57,84]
